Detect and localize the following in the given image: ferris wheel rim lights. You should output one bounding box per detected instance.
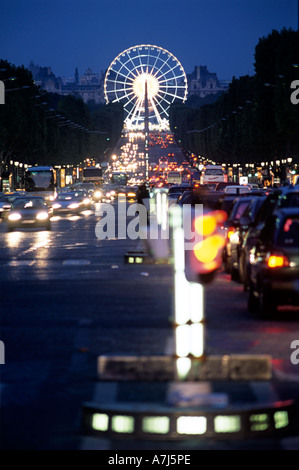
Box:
[104,44,188,131]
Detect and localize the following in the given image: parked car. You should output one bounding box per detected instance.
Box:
[241,187,299,291]
[6,196,51,231]
[247,207,299,318]
[221,196,253,274]
[232,195,267,283]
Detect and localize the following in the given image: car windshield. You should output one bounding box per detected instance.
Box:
[232,201,251,220]
[277,217,299,247]
[13,198,46,209]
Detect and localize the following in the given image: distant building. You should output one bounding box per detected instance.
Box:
[29,62,229,104]
[29,62,105,104]
[187,65,229,98]
[29,63,63,93]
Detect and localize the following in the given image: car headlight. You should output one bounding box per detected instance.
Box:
[127,192,136,198]
[53,203,62,209]
[110,190,116,195]
[8,213,22,221]
[94,191,102,198]
[83,198,90,205]
[36,212,49,220]
[68,203,80,209]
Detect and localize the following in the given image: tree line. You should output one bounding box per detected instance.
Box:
[0,59,124,173]
[169,28,299,165]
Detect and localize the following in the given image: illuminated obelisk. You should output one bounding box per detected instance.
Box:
[144,79,149,181]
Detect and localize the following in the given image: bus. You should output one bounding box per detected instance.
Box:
[24,166,56,201]
[82,166,103,185]
[200,165,227,185]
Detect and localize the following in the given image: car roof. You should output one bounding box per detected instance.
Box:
[273,207,299,218]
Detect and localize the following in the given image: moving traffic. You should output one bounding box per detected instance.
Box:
[1,129,299,450]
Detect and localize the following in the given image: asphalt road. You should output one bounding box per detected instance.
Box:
[1,200,299,451]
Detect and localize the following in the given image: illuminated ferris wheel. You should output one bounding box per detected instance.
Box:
[104,44,188,131]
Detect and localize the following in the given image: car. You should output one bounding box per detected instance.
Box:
[73,190,92,209]
[221,196,254,274]
[168,184,191,195]
[230,195,267,281]
[125,187,137,201]
[72,182,102,202]
[52,192,82,215]
[241,187,299,291]
[92,188,103,202]
[247,183,260,190]
[1,191,27,213]
[215,182,238,191]
[6,196,51,231]
[224,185,251,195]
[247,207,299,318]
[177,187,223,211]
[168,192,182,205]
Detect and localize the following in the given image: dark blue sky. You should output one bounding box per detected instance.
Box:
[1,0,298,81]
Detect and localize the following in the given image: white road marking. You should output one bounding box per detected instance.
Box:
[62,259,91,266]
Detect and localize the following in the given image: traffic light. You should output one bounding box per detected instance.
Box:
[185,209,227,284]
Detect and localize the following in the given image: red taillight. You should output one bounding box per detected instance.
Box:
[227,227,235,240]
[267,254,289,268]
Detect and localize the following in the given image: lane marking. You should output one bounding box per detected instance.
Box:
[62,260,91,266]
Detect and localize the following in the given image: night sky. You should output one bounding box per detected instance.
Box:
[1,0,298,81]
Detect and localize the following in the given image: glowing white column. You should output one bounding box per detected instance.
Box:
[170,205,205,380]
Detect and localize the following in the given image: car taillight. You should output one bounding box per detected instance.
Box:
[267,253,289,268]
[227,227,235,240]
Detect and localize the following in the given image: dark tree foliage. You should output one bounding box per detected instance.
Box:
[0,60,124,170]
[169,28,299,165]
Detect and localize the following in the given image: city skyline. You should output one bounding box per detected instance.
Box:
[1,0,298,83]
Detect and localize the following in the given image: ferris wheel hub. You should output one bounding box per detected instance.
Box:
[133,73,160,100]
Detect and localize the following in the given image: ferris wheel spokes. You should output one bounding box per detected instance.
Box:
[104,44,188,131]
